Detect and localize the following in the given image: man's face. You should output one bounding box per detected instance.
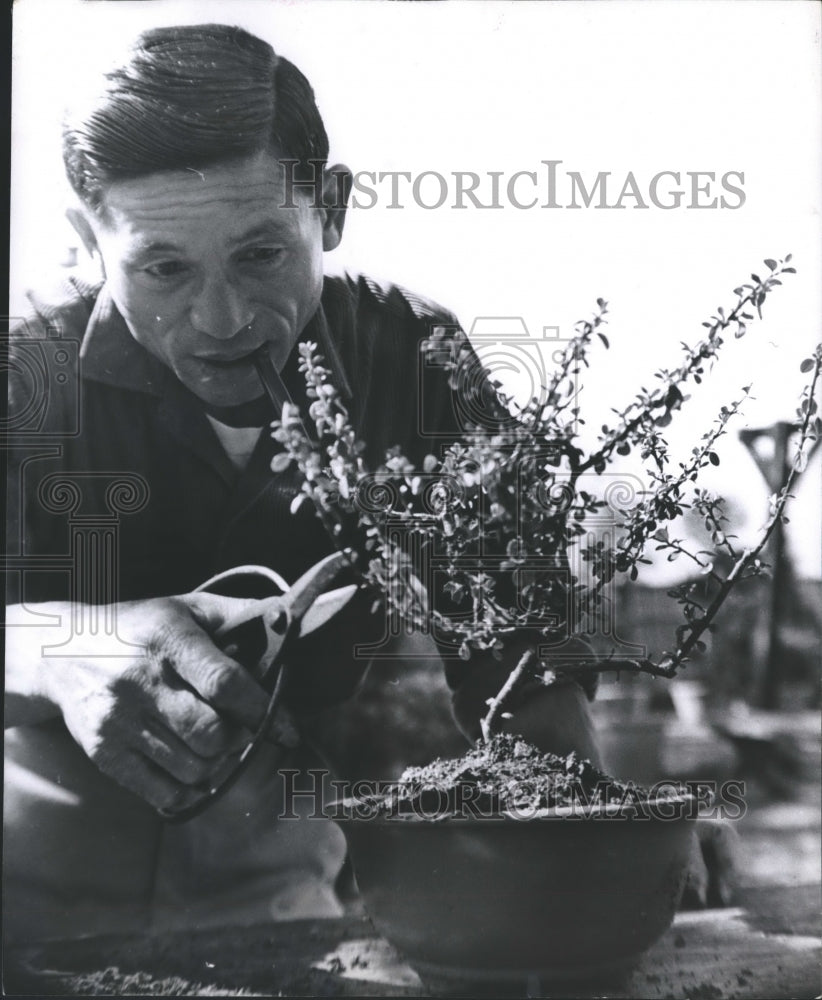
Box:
[85,152,343,406]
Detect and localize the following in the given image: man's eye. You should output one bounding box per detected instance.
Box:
[143,261,189,279]
[239,247,284,266]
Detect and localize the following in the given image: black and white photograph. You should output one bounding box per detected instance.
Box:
[5,1,821,996]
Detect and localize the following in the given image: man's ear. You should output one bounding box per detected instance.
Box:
[321,164,353,252]
[66,205,100,259]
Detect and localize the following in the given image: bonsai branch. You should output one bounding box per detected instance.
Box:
[481,648,537,743]
[580,259,793,473]
[657,344,822,672]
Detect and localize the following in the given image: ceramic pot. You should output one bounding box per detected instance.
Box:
[334,797,694,988]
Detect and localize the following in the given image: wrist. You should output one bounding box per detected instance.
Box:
[5,602,75,727]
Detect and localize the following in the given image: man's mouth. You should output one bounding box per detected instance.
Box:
[198,348,263,369]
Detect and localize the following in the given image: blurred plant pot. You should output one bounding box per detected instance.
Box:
[332,797,695,989]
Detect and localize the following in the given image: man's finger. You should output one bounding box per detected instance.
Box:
[154,682,250,758]
[698,818,739,908]
[161,664,299,751]
[151,612,269,731]
[267,703,301,749]
[139,719,233,787]
[117,751,193,813]
[183,590,264,635]
[681,829,709,908]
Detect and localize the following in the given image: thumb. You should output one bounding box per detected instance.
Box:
[181,590,265,635]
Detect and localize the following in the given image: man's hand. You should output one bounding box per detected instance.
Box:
[5,594,294,812]
[681,818,739,908]
[449,636,603,765]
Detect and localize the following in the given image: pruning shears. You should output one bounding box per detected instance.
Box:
[159,550,358,823]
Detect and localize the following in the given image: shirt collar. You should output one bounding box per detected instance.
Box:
[79,284,169,395]
[79,281,353,403]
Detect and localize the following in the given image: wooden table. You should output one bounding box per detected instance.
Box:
[5,883,819,998]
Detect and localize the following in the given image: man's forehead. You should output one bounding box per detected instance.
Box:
[96,153,316,232]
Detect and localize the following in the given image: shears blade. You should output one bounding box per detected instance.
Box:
[298,583,358,636]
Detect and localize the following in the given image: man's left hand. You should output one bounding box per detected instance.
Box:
[681,818,739,908]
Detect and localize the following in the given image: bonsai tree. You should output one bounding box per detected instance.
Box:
[270,256,820,745]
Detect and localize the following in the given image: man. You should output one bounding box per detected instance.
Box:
[5,23,603,942]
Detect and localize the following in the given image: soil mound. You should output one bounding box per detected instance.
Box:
[350,734,678,818]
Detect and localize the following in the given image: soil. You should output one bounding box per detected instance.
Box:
[346,733,678,818]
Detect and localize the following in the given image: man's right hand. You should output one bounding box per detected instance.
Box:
[5,594,290,812]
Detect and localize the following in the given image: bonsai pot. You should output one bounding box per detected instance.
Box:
[332,794,695,989]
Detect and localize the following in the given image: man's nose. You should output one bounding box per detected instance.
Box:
[189,276,255,340]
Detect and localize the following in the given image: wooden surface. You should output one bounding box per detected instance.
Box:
[5,883,820,998]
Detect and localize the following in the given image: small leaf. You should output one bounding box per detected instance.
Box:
[764,258,777,271]
[708,453,720,467]
[598,332,610,349]
[271,452,293,473]
[800,358,815,373]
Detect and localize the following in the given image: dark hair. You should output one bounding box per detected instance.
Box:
[63,23,329,210]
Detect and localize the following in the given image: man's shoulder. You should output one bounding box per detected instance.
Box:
[324,271,461,333]
[6,275,102,438]
[10,274,102,342]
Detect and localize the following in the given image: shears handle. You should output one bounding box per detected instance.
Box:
[195,564,290,690]
[195,553,359,689]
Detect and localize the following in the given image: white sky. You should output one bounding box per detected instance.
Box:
[10,0,822,579]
